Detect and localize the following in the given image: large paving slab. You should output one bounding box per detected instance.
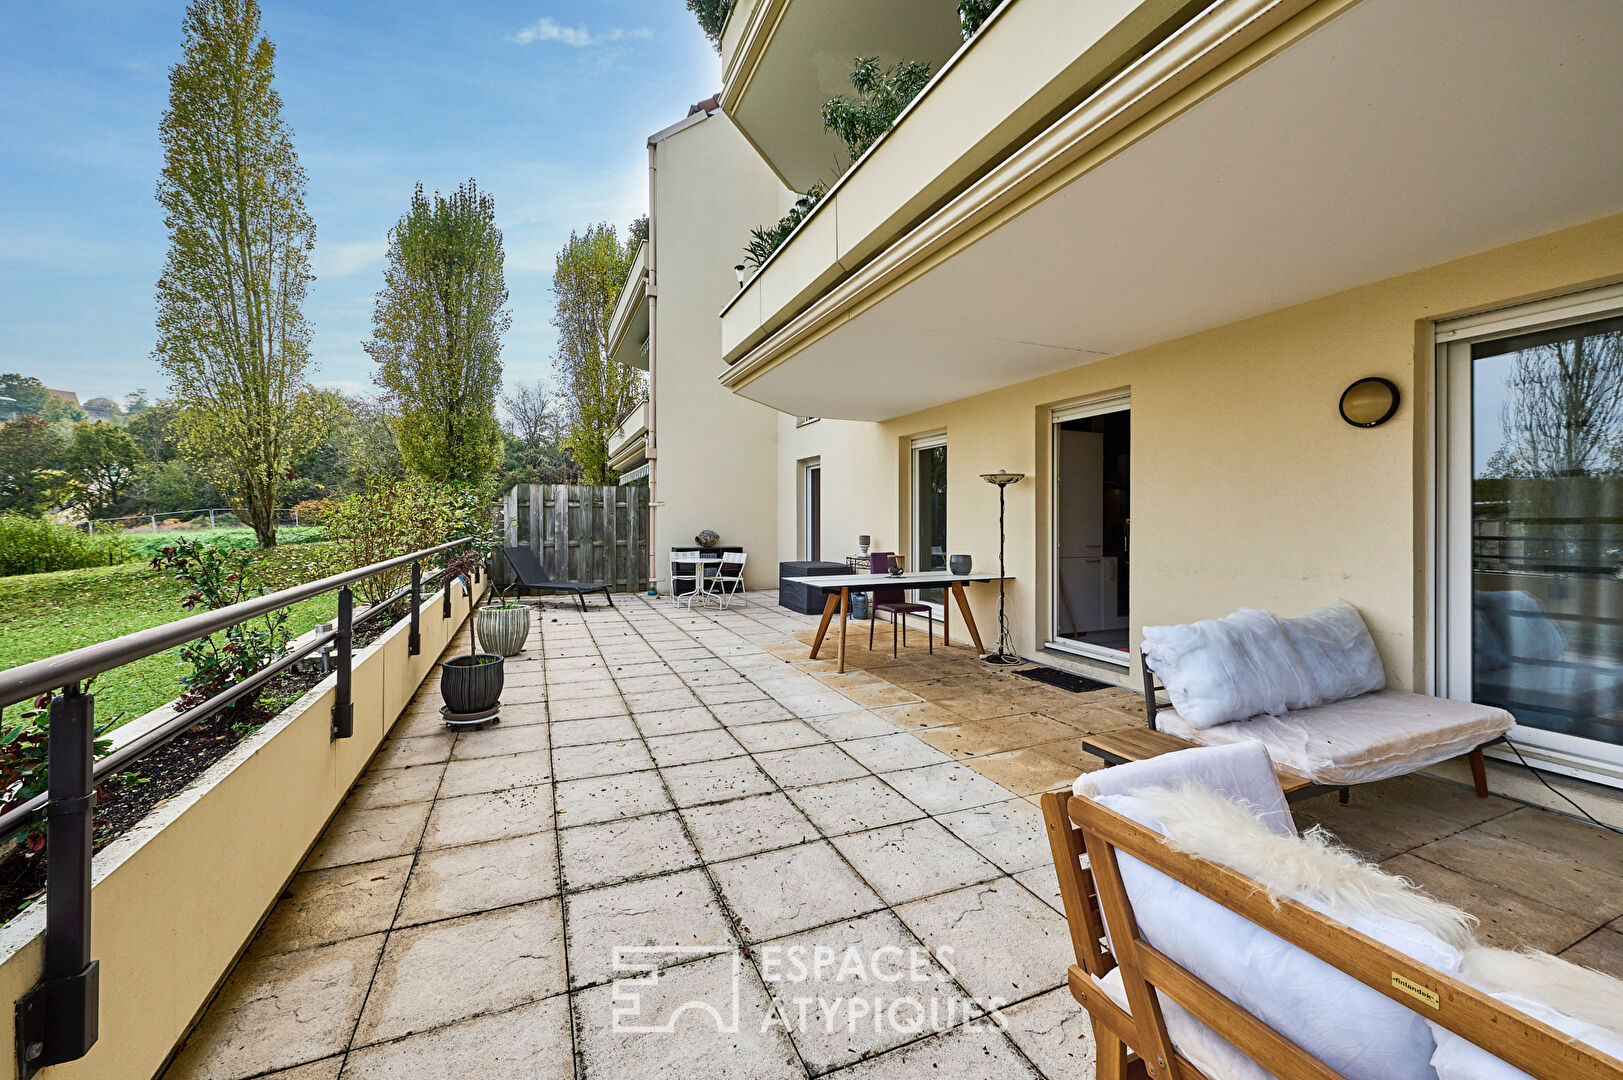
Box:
[166,592,1623,1079]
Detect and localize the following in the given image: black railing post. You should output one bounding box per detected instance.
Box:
[442,575,453,619]
[331,588,353,740]
[408,561,422,656]
[16,684,100,1078]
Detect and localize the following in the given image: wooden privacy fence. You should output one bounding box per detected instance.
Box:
[497,484,649,593]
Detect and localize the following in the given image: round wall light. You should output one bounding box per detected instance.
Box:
[1339,377,1400,427]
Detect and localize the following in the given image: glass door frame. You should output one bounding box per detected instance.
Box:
[1434,282,1623,787]
[1047,392,1133,667]
[910,432,948,614]
[803,459,821,561]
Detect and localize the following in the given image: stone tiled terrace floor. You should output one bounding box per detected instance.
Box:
[166,592,1623,1080]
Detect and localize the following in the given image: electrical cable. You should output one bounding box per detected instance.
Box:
[1497,737,1623,836]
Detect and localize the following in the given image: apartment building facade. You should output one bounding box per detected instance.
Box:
[704,0,1623,785]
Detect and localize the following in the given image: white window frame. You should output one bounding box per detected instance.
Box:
[1047,393,1133,666]
[803,459,822,561]
[1433,282,1623,787]
[910,432,948,614]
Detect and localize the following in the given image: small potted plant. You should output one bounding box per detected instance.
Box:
[440,551,504,719]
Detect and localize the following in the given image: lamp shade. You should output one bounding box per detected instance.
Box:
[980,472,1026,487]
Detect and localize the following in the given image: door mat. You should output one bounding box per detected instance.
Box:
[1014,666,1112,694]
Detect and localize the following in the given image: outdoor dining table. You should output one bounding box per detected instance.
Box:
[781,572,1005,673]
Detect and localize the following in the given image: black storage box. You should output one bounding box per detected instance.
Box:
[778,561,849,614]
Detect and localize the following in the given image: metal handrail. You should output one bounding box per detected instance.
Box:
[0,538,468,710]
[5,534,477,1077]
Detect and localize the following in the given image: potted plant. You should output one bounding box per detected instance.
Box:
[476,583,530,657]
[440,551,504,718]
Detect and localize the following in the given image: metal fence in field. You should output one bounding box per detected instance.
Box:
[80,507,311,534]
[496,484,649,593]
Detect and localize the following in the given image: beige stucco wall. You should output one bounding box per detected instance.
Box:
[649,111,793,589]
[0,583,480,1080]
[778,213,1623,686]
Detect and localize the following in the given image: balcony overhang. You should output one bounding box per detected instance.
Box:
[608,401,649,474]
[718,0,964,192]
[720,0,1623,421]
[718,0,1212,371]
[607,241,649,371]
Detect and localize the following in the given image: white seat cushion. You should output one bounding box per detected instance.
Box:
[1157,689,1514,786]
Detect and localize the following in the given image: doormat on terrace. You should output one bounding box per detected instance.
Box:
[1014,666,1112,694]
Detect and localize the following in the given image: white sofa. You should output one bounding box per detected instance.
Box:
[1141,601,1514,789]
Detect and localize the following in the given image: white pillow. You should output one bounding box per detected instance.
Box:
[1142,608,1321,728]
[1280,600,1387,702]
[1094,787,1462,1080]
[1430,948,1623,1080]
[1476,590,1567,662]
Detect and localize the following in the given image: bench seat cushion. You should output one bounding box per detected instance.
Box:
[1156,689,1514,786]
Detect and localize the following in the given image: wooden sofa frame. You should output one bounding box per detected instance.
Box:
[1039,789,1623,1080]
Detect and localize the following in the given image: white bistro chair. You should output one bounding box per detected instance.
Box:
[669,551,702,608]
[712,552,747,608]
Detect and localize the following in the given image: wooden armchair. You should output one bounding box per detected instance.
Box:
[1039,788,1623,1080]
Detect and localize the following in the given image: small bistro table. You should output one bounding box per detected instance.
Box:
[781,572,1005,673]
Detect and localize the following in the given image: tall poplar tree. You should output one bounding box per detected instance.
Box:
[366,181,508,486]
[153,0,318,548]
[551,223,644,485]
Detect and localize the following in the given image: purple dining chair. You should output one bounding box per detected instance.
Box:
[869,551,932,657]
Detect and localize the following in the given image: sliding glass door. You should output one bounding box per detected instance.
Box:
[1439,289,1623,785]
[1049,395,1131,664]
[912,435,947,607]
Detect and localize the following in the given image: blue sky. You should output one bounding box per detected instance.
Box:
[0,1,721,403]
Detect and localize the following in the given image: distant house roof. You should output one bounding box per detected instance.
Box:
[47,389,79,405]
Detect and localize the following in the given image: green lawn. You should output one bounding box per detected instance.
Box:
[120,525,326,560]
[0,542,346,727]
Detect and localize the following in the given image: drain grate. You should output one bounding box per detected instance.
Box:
[1014,665,1112,694]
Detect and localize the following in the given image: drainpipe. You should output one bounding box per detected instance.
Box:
[645,135,660,592]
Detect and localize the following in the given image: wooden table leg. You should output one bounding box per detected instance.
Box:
[950,582,985,654]
[837,587,850,674]
[943,590,950,646]
[809,592,839,660]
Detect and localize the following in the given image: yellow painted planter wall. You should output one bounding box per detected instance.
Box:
[0,579,484,1080]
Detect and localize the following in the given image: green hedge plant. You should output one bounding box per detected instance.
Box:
[0,514,131,576]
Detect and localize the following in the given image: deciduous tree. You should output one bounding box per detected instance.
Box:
[0,415,68,515]
[0,375,50,421]
[65,421,143,516]
[367,181,508,486]
[153,0,320,548]
[550,223,645,485]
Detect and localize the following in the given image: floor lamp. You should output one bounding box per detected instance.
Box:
[979,471,1025,665]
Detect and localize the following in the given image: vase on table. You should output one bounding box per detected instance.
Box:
[949,554,972,576]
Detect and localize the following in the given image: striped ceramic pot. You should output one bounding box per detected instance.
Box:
[441,654,505,713]
[476,603,531,656]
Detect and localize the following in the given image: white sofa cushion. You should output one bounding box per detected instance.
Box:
[1157,689,1515,786]
[1074,741,1295,837]
[1429,948,1623,1080]
[1142,608,1321,728]
[1476,590,1567,662]
[1091,781,1465,1080]
[1280,600,1387,702]
[1098,967,1275,1080]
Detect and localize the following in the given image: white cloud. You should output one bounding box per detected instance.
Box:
[315,239,386,279]
[507,16,651,47]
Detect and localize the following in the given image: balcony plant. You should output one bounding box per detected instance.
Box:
[821,57,933,162]
[476,586,531,656]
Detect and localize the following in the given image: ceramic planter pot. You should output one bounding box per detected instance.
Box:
[476,603,530,656]
[852,593,871,620]
[949,554,973,576]
[441,654,504,713]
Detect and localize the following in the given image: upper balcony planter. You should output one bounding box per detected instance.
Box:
[718,0,964,192]
[607,240,649,371]
[719,0,1211,367]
